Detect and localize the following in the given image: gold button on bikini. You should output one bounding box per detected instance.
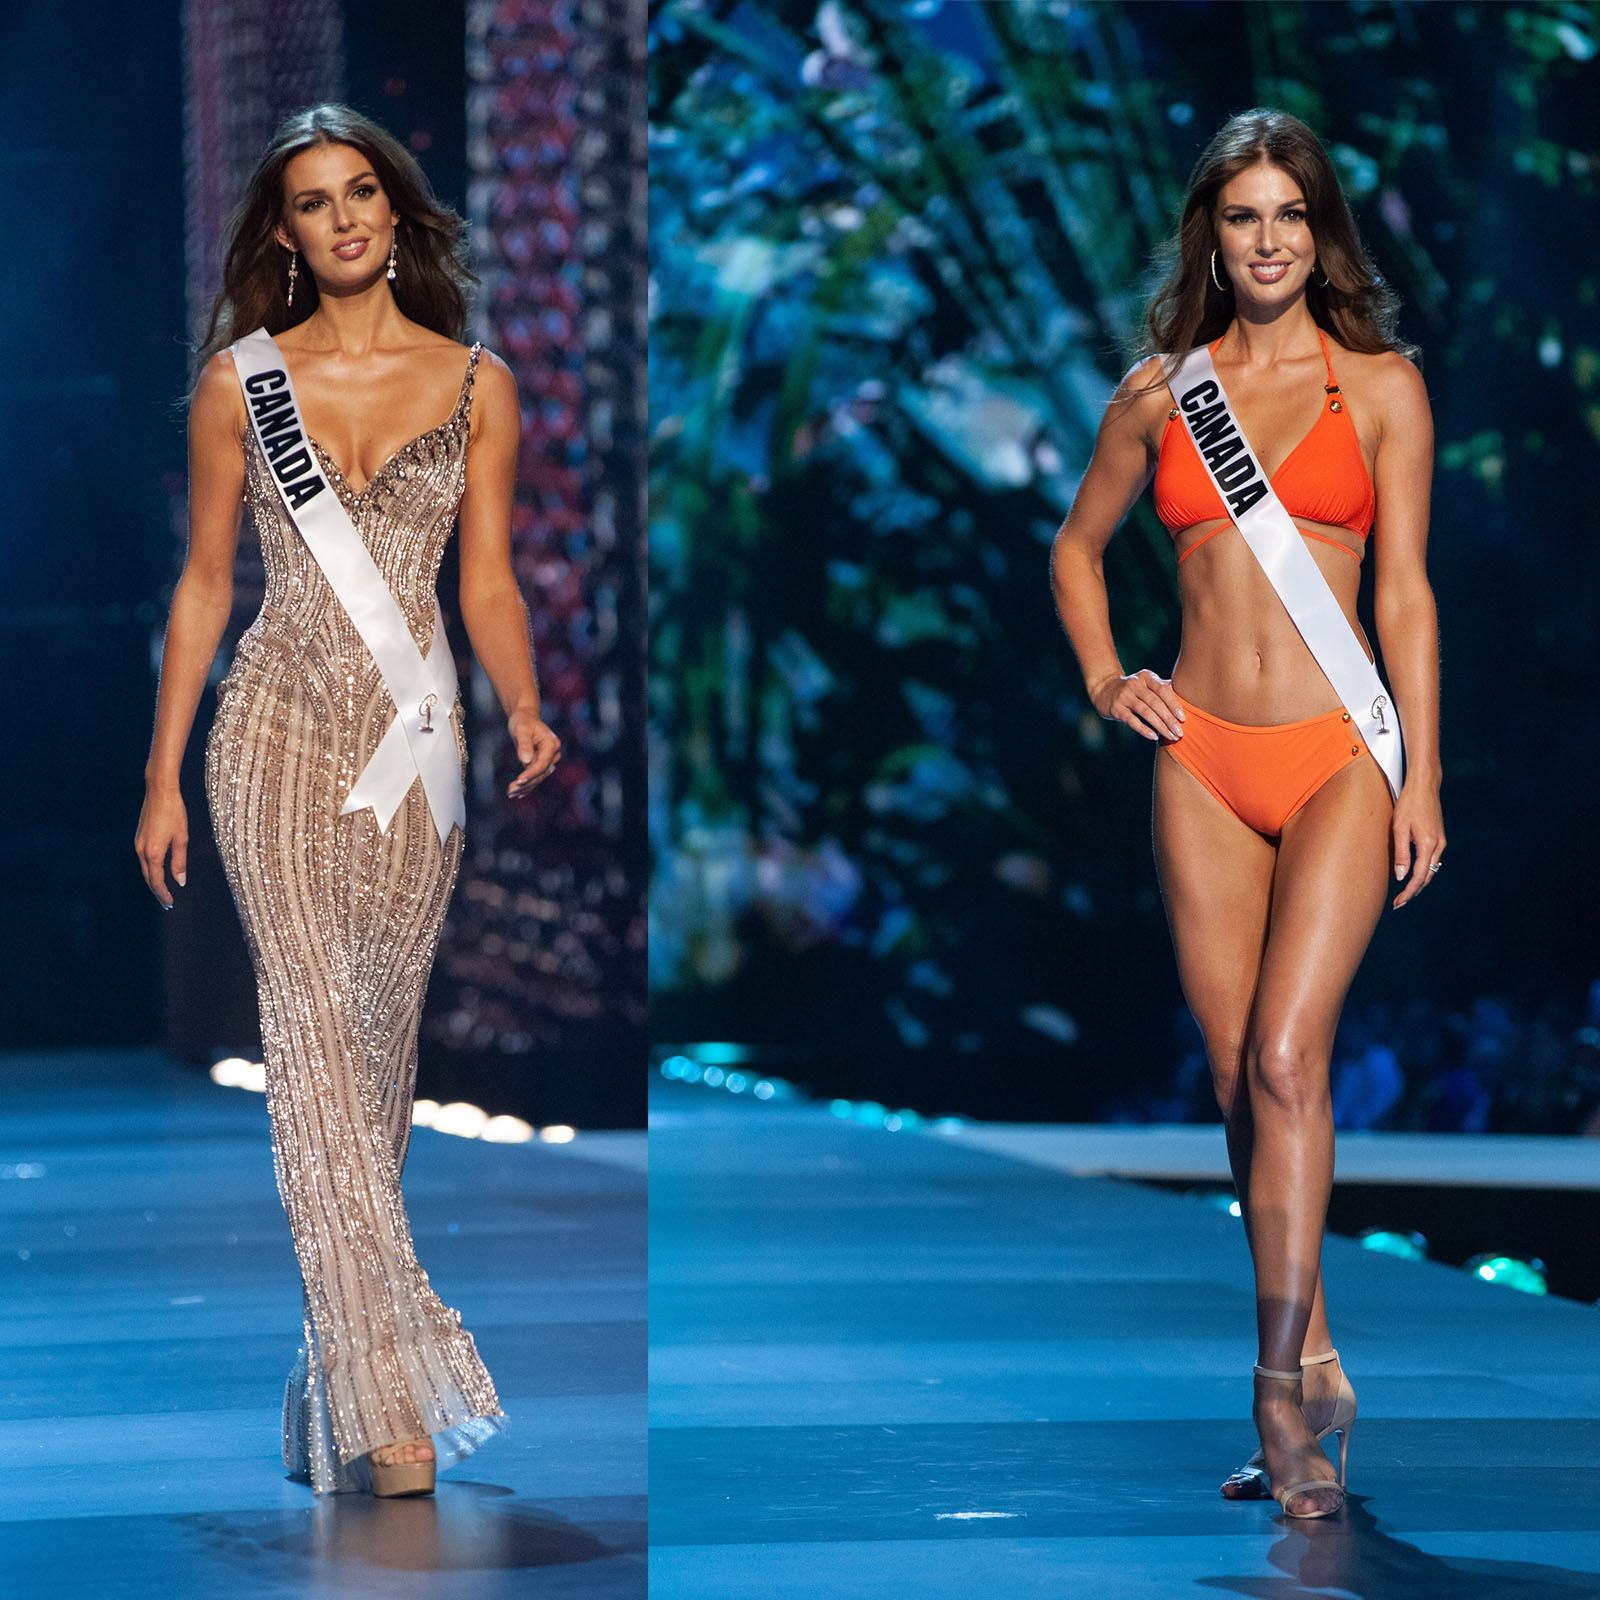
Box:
[1168,407,1179,420]
[1330,400,1343,412]
[1351,744,1360,755]
[1341,712,1351,723]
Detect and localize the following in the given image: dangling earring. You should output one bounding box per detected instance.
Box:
[386,232,398,283]
[286,248,298,308]
[1210,248,1229,292]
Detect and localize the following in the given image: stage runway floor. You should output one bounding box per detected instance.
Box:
[650,1083,1600,1600]
[0,1050,645,1600]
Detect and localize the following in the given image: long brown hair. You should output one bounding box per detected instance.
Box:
[1139,108,1416,383]
[197,103,475,365]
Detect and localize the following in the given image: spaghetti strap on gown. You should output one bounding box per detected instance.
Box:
[205,342,504,1494]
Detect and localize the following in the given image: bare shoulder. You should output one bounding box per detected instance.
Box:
[470,346,519,412]
[1369,347,1428,403]
[194,345,239,392]
[190,348,248,434]
[1355,347,1430,437]
[1104,353,1171,442]
[1118,352,1170,395]
[473,343,514,377]
[1330,340,1426,400]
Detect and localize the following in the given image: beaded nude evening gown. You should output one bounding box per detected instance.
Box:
[205,342,504,1494]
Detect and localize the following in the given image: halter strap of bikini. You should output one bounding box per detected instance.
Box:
[1317,328,1339,396]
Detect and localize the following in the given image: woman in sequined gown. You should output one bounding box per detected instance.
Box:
[135,106,561,1495]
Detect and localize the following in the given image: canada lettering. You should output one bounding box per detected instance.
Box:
[244,368,324,509]
[1179,378,1268,517]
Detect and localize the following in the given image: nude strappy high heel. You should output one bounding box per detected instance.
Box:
[367,1439,437,1497]
[1224,1348,1356,1499]
[1252,1362,1349,1518]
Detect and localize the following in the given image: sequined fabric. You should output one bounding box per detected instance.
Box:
[205,344,504,1494]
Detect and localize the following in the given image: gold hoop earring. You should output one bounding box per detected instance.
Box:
[1210,248,1228,292]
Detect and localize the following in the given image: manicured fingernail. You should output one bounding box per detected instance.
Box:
[1177,708,1186,721]
[1395,866,1405,880]
[176,873,186,887]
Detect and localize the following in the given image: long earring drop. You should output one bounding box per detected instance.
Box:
[286,249,298,308]
[1210,248,1228,292]
[387,233,398,283]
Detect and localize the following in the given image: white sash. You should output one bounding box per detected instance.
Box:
[1167,343,1404,800]
[231,328,466,845]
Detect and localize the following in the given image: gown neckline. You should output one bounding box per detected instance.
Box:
[293,344,479,500]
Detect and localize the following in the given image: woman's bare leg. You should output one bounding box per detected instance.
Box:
[1224,1086,1335,1362]
[1153,753,1324,1320]
[1155,750,1386,1506]
[1154,755,1278,1496]
[1152,752,1274,1143]
[1244,754,1390,1511]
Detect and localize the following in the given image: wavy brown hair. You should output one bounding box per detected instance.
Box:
[197,103,475,366]
[1137,107,1416,387]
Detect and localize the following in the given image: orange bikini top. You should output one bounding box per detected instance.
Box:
[1153,330,1375,563]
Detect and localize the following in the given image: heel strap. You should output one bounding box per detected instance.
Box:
[1253,1364,1303,1381]
[1300,1349,1339,1367]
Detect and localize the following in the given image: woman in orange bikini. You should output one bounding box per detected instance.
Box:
[1051,109,1444,1518]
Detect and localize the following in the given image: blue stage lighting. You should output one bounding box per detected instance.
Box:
[1464,1254,1548,1295]
[1358,1228,1429,1261]
[682,1042,753,1065]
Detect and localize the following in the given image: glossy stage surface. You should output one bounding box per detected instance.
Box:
[0,1050,645,1599]
[650,1083,1600,1599]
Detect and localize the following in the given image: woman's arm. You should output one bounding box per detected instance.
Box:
[1050,359,1185,742]
[455,350,561,798]
[134,353,247,907]
[1369,351,1445,908]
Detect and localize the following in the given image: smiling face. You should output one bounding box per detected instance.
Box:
[1213,161,1317,305]
[274,140,399,292]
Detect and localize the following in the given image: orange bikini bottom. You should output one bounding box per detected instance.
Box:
[1161,694,1369,838]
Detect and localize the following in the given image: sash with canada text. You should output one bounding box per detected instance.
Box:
[230,327,466,844]
[1167,343,1404,800]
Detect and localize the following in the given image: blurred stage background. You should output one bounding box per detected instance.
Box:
[1,0,645,1127]
[648,0,1600,1144]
